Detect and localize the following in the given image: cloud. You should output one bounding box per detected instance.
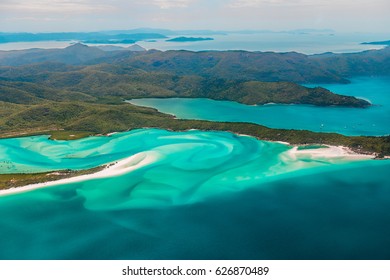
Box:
[5,16,65,22]
[227,0,378,8]
[0,0,115,14]
[228,0,331,8]
[152,0,193,9]
[1,0,389,33]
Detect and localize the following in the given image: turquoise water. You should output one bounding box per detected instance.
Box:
[1,129,227,174]
[0,76,390,259]
[0,129,364,206]
[1,161,390,260]
[129,77,390,136]
[0,129,389,259]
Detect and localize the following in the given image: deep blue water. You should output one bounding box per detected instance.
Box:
[0,155,389,259]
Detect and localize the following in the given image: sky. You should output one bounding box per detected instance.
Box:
[0,0,389,33]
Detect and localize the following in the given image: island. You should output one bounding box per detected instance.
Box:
[2,44,389,84]
[361,40,390,45]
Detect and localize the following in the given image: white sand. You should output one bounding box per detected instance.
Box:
[287,145,375,160]
[0,151,160,197]
[275,141,290,145]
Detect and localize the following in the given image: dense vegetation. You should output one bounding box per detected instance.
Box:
[2,113,389,189]
[1,44,389,83]
[0,60,369,107]
[0,166,106,190]
[0,100,389,157]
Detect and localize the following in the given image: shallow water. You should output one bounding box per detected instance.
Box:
[0,128,389,259]
[129,77,390,136]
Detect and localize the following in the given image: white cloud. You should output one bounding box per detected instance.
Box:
[228,0,337,8]
[1,0,389,32]
[152,0,193,9]
[6,16,65,22]
[230,0,277,8]
[0,0,115,14]
[228,0,381,8]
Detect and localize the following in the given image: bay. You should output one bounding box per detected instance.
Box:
[129,77,390,136]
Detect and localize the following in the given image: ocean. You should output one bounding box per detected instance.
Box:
[140,32,389,54]
[0,31,389,54]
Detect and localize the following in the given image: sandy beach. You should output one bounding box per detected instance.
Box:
[288,145,375,160]
[0,151,160,196]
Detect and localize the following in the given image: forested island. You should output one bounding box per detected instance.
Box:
[0,44,389,165]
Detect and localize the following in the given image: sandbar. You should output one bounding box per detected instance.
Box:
[0,151,160,196]
[0,144,377,197]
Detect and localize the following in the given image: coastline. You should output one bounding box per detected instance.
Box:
[288,145,375,160]
[0,142,376,197]
[0,151,160,197]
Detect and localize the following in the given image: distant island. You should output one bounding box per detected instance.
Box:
[166,37,214,42]
[361,40,390,46]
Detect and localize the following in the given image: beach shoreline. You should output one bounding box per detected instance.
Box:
[0,151,160,197]
[288,145,376,160]
[0,141,377,197]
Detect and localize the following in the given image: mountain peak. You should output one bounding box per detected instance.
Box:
[127,44,146,52]
[67,43,89,49]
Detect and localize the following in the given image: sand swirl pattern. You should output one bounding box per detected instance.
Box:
[0,129,373,210]
[0,129,389,259]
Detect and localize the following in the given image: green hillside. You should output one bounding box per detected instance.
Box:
[1,45,389,83]
[0,63,369,107]
[0,99,388,157]
[0,46,388,163]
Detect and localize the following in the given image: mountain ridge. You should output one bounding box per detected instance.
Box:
[1,45,389,83]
